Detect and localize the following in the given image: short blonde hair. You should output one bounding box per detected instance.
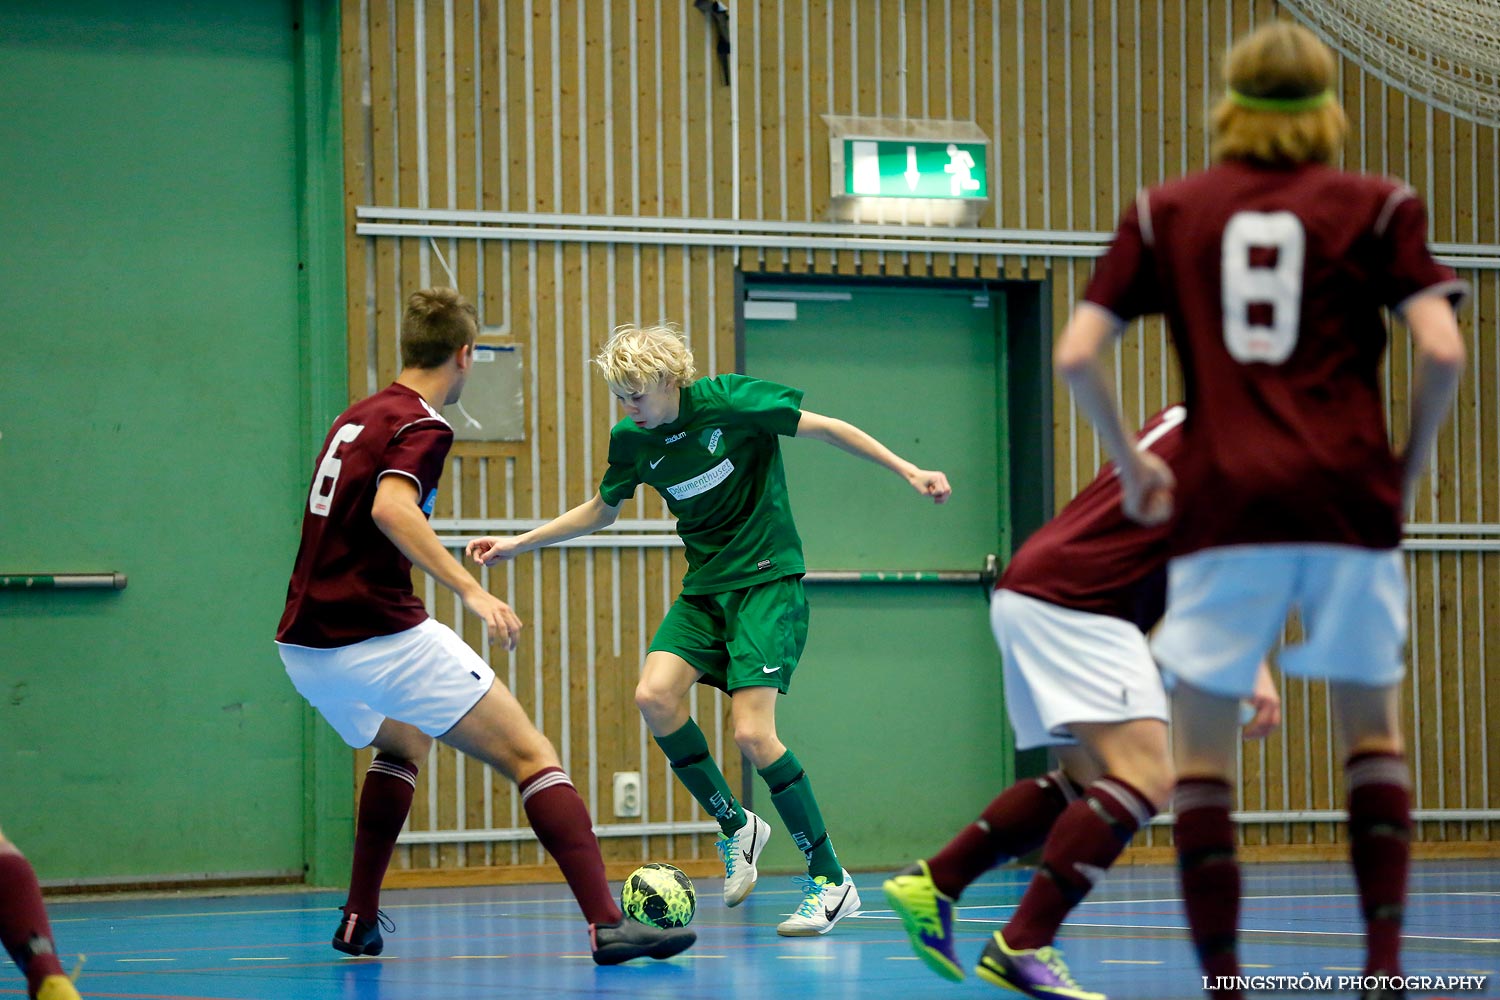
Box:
[1212,22,1347,166]
[593,323,697,394]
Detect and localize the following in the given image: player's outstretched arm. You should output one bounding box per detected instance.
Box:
[1055,302,1174,525]
[466,491,622,566]
[1399,294,1466,513]
[372,476,523,649]
[794,410,951,504]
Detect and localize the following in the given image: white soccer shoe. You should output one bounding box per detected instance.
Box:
[776,869,862,936]
[716,810,772,907]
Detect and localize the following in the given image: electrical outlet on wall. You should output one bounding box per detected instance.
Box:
[613,771,642,818]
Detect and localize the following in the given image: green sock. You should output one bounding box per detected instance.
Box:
[654,719,746,836]
[760,749,842,883]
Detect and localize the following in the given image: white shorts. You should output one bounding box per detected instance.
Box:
[278,618,497,748]
[992,589,1169,751]
[1150,544,1407,698]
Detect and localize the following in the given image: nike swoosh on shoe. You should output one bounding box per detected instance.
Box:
[742,820,763,866]
[823,885,852,922]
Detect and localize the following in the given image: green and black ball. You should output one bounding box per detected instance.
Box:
[620,862,696,928]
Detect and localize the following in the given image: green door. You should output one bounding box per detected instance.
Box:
[0,1,323,882]
[743,281,1014,873]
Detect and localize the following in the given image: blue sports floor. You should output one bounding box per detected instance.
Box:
[13,860,1498,1000]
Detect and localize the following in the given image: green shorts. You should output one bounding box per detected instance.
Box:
[648,575,810,693]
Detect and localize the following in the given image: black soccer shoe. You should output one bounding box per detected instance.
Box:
[332,907,395,956]
[589,917,696,965]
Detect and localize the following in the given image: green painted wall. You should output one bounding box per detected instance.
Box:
[743,282,1016,874]
[0,0,343,881]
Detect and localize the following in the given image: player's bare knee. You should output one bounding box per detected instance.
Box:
[732,724,776,764]
[1175,767,1234,794]
[509,730,561,778]
[1098,755,1173,810]
[479,710,559,776]
[634,680,680,726]
[1132,765,1176,812]
[1345,734,1404,759]
[1126,747,1175,807]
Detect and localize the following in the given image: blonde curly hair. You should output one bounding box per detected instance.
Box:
[593,323,698,394]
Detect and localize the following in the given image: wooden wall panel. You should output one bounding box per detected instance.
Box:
[343,0,1499,875]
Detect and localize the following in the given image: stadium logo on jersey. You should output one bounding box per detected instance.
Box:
[422,488,438,515]
[700,427,723,455]
[666,459,733,500]
[663,431,686,444]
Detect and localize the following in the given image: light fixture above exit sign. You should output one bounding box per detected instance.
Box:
[843,139,988,200]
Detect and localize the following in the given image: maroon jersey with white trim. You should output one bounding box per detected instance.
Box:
[276,383,452,648]
[1084,161,1465,554]
[999,406,1186,632]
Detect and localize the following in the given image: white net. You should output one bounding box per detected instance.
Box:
[1281,0,1500,127]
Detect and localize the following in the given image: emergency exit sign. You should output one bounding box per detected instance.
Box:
[842,139,988,199]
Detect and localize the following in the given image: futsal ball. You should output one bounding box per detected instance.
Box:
[620,862,696,928]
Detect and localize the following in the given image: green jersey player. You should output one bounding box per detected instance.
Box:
[467,323,950,935]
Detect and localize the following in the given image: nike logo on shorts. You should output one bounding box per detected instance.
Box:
[762,664,781,673]
[649,456,664,469]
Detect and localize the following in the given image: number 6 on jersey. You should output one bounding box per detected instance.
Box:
[309,423,365,516]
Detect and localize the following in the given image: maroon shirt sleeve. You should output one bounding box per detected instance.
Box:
[1375,193,1468,314]
[1082,194,1165,324]
[382,420,452,512]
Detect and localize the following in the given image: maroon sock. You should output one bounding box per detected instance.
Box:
[521,767,622,925]
[345,753,419,919]
[927,769,1082,899]
[1002,775,1155,950]
[0,848,66,995]
[1175,779,1241,998]
[1347,752,1410,976]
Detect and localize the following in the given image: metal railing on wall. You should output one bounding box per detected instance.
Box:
[355,206,1500,270]
[0,573,127,590]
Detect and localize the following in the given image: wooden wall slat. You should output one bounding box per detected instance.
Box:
[784,1,810,273]
[394,0,421,393]
[370,2,400,394]
[426,0,459,873]
[341,0,370,412]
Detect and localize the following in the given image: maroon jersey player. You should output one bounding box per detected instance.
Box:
[1055,23,1465,1000]
[276,288,694,966]
[277,382,454,648]
[884,406,1279,998]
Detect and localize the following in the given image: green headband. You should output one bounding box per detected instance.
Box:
[1227,88,1335,112]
